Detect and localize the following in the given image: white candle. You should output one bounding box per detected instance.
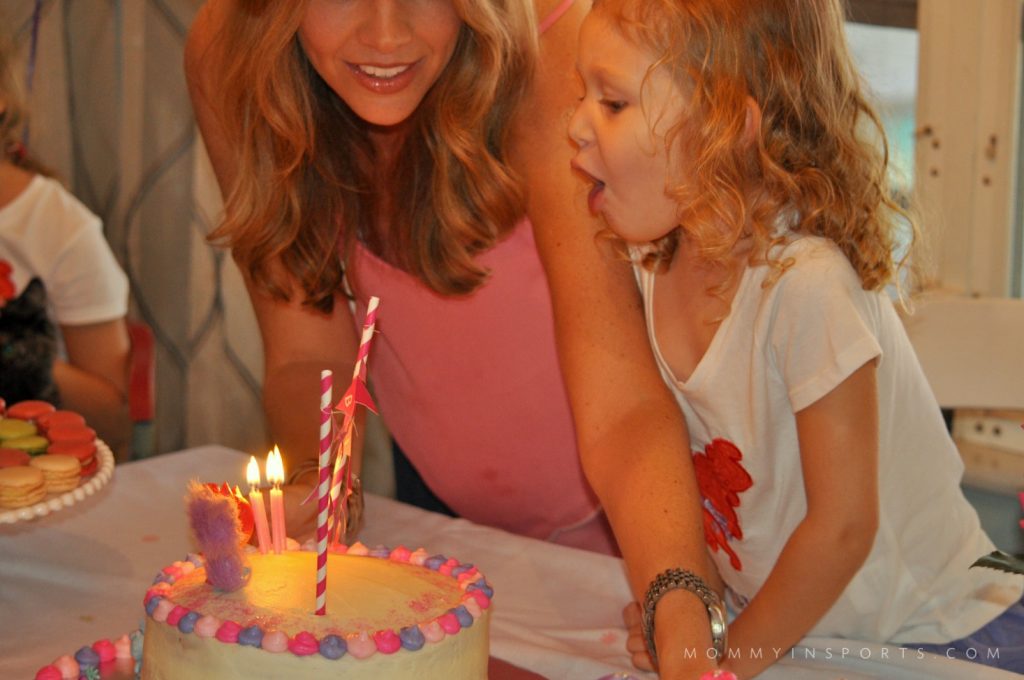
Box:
[267,447,287,554]
[247,456,272,555]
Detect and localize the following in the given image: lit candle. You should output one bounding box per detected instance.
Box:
[247,456,272,555]
[267,446,287,554]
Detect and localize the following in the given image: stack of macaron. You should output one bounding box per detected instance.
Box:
[0,398,98,509]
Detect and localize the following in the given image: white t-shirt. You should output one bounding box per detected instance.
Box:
[0,174,128,325]
[637,235,1022,644]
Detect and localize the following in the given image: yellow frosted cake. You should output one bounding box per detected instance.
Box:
[140,544,492,679]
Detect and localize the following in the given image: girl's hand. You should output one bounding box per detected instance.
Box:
[622,602,655,671]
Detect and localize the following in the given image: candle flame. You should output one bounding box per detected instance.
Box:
[247,456,262,489]
[266,446,285,487]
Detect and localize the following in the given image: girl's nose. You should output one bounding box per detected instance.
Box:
[568,103,591,149]
[356,0,412,53]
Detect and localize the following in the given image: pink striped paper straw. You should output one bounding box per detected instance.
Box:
[329,297,380,531]
[316,369,333,615]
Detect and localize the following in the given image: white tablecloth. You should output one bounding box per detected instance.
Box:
[0,446,1014,679]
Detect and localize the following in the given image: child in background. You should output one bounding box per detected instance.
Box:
[569,0,1024,676]
[0,41,131,456]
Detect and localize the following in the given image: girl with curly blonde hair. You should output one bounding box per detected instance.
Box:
[570,0,1024,675]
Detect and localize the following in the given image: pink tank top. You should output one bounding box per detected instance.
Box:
[350,215,616,553]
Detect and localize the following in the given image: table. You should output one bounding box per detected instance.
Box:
[0,446,1015,679]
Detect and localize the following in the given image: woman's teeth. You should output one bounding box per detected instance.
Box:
[358,64,410,79]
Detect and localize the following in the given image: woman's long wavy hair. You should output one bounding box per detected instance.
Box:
[204,0,538,312]
[597,0,920,296]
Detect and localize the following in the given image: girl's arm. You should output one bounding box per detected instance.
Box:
[55,319,131,458]
[514,1,720,676]
[721,360,880,679]
[185,1,362,540]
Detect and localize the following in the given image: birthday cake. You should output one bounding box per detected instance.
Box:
[140,544,493,679]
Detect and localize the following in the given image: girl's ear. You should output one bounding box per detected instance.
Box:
[743,96,762,147]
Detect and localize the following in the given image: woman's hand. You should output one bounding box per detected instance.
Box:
[282,481,318,544]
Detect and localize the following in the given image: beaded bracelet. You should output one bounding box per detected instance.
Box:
[641,568,728,666]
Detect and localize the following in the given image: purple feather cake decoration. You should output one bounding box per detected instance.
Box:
[186,480,249,592]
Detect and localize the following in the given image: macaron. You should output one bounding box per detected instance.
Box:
[30,454,82,493]
[46,425,96,447]
[0,448,30,469]
[6,400,57,422]
[0,418,37,441]
[3,435,49,456]
[47,441,97,476]
[35,410,86,433]
[0,465,46,508]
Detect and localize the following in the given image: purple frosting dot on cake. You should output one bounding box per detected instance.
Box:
[453,605,473,628]
[144,596,163,616]
[319,634,347,660]
[238,625,264,648]
[399,625,425,651]
[74,646,101,668]
[178,611,200,634]
[423,555,446,570]
[466,582,494,598]
[451,564,473,577]
[368,546,391,559]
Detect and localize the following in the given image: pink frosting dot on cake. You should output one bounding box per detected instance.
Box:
[389,545,412,562]
[52,655,78,679]
[345,633,377,659]
[166,605,189,627]
[261,630,289,653]
[91,639,116,662]
[33,665,61,680]
[373,629,402,654]
[113,634,132,659]
[215,620,242,643]
[437,612,461,635]
[463,597,483,618]
[468,589,492,609]
[288,631,319,656]
[152,599,174,623]
[420,620,445,644]
[194,615,221,638]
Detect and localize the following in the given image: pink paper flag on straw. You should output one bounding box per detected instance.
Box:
[316,369,333,615]
[329,296,380,544]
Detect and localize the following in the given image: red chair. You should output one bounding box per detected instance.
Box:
[127,321,156,459]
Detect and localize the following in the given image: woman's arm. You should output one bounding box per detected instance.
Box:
[514,2,720,676]
[55,319,131,458]
[721,361,880,679]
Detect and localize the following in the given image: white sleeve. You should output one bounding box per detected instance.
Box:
[767,246,882,413]
[48,208,129,326]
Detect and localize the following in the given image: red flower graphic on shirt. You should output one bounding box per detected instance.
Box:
[0,260,15,306]
[693,438,753,571]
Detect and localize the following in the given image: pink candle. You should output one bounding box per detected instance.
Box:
[246,456,271,555]
[267,447,287,554]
